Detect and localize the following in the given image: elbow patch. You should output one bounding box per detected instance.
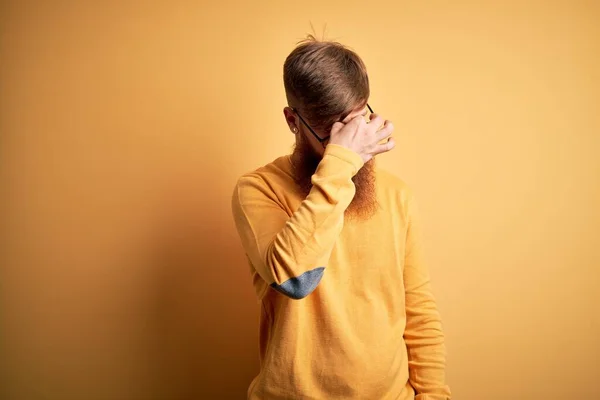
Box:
[270,267,325,300]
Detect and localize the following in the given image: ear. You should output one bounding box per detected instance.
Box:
[283,107,299,134]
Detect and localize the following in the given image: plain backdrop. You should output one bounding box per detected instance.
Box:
[1,1,599,399]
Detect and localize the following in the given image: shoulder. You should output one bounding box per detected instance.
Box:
[233,155,293,203]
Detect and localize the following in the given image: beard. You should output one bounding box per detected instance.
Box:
[290,134,378,222]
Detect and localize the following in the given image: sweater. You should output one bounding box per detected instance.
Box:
[231,144,451,400]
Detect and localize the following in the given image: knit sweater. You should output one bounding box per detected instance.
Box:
[231,144,451,400]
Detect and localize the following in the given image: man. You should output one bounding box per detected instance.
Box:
[231,36,451,400]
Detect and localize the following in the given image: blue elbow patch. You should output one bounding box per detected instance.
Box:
[270,267,325,299]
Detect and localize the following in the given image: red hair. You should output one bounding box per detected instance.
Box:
[283,35,370,133]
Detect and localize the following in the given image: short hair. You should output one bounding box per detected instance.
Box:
[283,35,370,133]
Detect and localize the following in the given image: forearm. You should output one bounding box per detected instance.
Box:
[403,193,451,398]
[404,287,450,399]
[266,145,362,283]
[232,144,364,299]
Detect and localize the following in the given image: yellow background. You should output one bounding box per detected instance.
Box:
[1,1,599,399]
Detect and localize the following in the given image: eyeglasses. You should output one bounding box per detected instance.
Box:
[292,104,374,147]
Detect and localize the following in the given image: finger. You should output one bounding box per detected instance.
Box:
[342,114,365,135]
[330,121,345,136]
[367,114,385,132]
[349,113,365,127]
[375,120,394,141]
[372,137,396,156]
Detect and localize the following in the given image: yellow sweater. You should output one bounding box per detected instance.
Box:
[231,144,451,400]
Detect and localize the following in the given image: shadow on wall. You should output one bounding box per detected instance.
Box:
[140,138,260,397]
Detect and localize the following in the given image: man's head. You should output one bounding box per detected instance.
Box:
[282,36,378,221]
[283,35,370,156]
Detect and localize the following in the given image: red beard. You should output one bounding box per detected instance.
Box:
[290,133,378,222]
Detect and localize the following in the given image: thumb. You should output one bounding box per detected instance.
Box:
[330,121,345,136]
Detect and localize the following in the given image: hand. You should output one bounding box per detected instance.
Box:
[328,113,395,163]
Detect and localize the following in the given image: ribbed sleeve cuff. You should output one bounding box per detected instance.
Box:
[323,144,365,176]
